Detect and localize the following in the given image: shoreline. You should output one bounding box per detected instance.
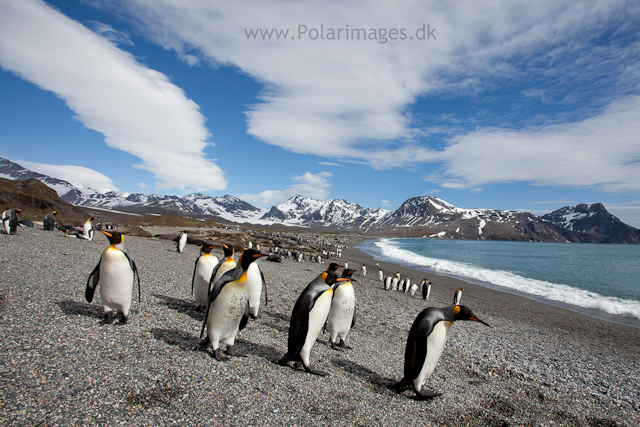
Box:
[340,236,640,330]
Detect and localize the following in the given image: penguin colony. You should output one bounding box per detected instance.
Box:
[5,210,490,399]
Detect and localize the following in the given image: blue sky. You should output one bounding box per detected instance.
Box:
[1,0,640,226]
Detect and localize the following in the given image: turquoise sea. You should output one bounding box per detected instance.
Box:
[357,238,640,324]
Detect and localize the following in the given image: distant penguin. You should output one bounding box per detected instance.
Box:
[278,270,350,376]
[192,244,219,308]
[18,219,34,228]
[378,269,384,282]
[177,230,187,253]
[248,241,253,249]
[361,265,367,278]
[81,217,96,240]
[393,305,490,399]
[409,281,418,297]
[86,230,141,324]
[398,278,406,292]
[404,277,411,293]
[256,243,260,251]
[197,249,266,360]
[391,277,399,291]
[454,288,463,305]
[43,210,58,231]
[327,269,356,350]
[2,208,21,235]
[344,262,349,270]
[209,243,237,287]
[246,258,268,319]
[384,276,392,290]
[421,279,431,301]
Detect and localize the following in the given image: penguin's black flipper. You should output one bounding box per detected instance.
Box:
[86,258,102,303]
[191,257,199,295]
[259,263,268,306]
[351,304,357,329]
[404,315,434,383]
[120,249,141,305]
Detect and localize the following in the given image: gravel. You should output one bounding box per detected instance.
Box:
[1,227,639,426]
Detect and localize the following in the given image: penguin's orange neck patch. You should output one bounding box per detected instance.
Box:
[453,306,460,315]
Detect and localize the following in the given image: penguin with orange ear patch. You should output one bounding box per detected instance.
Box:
[86,230,141,324]
[197,249,265,361]
[393,305,489,399]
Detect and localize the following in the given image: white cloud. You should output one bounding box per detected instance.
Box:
[136,183,148,188]
[85,21,134,46]
[468,188,483,194]
[104,0,639,190]
[0,0,226,192]
[319,162,344,167]
[381,199,391,207]
[18,160,118,193]
[240,171,333,206]
[433,95,640,193]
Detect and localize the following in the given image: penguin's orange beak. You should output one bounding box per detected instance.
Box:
[100,229,112,237]
[470,317,490,327]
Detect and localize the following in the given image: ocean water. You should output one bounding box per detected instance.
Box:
[357,238,640,321]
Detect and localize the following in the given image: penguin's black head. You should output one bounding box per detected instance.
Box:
[53,211,57,215]
[16,209,21,214]
[322,270,351,286]
[221,243,234,258]
[327,263,342,272]
[239,248,265,270]
[453,305,490,327]
[89,216,97,220]
[100,229,124,245]
[201,244,217,254]
[342,269,356,278]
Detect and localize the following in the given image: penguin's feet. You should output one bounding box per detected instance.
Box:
[277,354,292,366]
[249,313,260,320]
[120,315,128,325]
[211,348,228,361]
[101,312,115,325]
[415,388,443,400]
[330,341,344,351]
[304,366,329,377]
[226,345,247,358]
[338,340,352,350]
[193,337,210,351]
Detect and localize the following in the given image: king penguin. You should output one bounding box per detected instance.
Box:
[421,279,431,301]
[384,276,392,290]
[86,230,141,324]
[278,270,350,376]
[393,305,489,399]
[2,208,21,235]
[453,288,464,305]
[80,217,97,240]
[43,210,58,231]
[326,268,357,350]
[391,276,399,291]
[246,255,268,320]
[197,249,265,360]
[409,281,418,297]
[192,244,219,308]
[209,243,237,288]
[361,265,367,278]
[378,269,384,282]
[177,230,188,253]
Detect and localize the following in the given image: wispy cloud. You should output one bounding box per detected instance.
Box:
[240,171,333,206]
[381,199,391,207]
[18,160,118,193]
[319,162,344,167]
[85,21,134,46]
[104,0,640,197]
[0,0,226,192]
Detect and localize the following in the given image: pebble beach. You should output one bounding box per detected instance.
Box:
[1,227,639,426]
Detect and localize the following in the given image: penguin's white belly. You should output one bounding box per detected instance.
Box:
[391,278,398,291]
[414,321,452,392]
[178,235,187,252]
[83,222,93,240]
[99,248,134,315]
[426,285,431,301]
[193,255,218,306]
[409,284,418,296]
[300,289,333,365]
[327,285,355,339]
[246,264,263,316]
[207,281,247,348]
[454,292,462,305]
[2,214,9,234]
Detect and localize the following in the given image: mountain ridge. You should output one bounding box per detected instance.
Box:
[2,157,638,243]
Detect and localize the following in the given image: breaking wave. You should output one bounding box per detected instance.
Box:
[368,239,640,320]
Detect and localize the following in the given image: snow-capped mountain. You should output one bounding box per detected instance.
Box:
[2,156,638,242]
[260,195,390,229]
[542,203,640,243]
[0,157,97,202]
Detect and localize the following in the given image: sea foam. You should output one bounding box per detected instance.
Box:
[373,239,640,320]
